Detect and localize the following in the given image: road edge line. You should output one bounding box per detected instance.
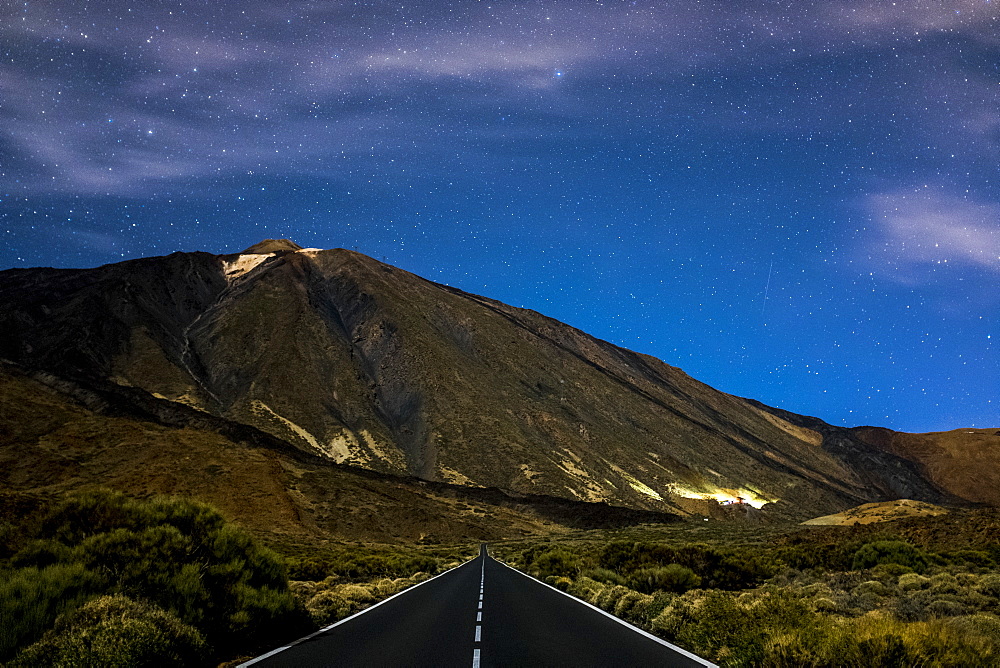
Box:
[238,553,480,666]
[493,558,717,667]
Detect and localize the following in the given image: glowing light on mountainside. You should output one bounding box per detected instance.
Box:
[668,484,776,509]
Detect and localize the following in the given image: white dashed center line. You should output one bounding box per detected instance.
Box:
[474,550,486,667]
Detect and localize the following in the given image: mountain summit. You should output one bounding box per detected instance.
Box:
[240,239,303,253]
[0,245,991,520]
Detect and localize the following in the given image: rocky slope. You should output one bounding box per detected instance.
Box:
[801,499,950,526]
[0,363,678,543]
[0,241,986,520]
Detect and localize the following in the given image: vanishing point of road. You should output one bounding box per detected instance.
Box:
[241,544,715,668]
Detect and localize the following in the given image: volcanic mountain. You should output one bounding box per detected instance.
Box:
[1,241,993,522]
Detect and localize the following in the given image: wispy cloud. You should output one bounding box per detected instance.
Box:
[2,0,998,197]
[864,188,1000,277]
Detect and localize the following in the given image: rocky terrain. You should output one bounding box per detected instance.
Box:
[0,240,993,528]
[0,363,680,543]
[801,499,950,526]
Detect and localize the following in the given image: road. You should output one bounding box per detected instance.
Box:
[242,545,714,667]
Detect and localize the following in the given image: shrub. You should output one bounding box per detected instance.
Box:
[581,568,626,586]
[595,585,634,613]
[852,541,929,574]
[0,563,106,661]
[532,548,581,579]
[10,595,206,667]
[608,588,640,614]
[891,596,928,622]
[927,599,966,617]
[296,574,429,627]
[598,541,639,572]
[979,573,1000,598]
[10,539,74,569]
[852,580,891,598]
[3,490,305,660]
[653,588,823,665]
[566,577,605,605]
[947,614,1000,645]
[898,573,931,591]
[872,563,914,578]
[824,615,999,667]
[943,550,995,568]
[634,591,675,625]
[629,565,701,594]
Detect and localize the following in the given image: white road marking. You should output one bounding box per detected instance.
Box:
[473,549,485,668]
[493,560,717,667]
[238,556,480,666]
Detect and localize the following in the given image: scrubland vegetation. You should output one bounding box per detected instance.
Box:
[279,542,474,628]
[5,487,1000,667]
[0,490,307,665]
[0,490,475,666]
[493,532,1000,666]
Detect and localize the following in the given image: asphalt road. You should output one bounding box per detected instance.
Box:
[242,545,714,667]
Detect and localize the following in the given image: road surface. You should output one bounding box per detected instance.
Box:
[242,545,714,667]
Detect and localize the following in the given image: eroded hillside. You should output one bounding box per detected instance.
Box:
[0,241,983,520]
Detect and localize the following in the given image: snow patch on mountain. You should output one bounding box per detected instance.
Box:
[223,253,273,281]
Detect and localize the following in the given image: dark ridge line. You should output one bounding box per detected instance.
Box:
[5,362,682,530]
[429,284,871,505]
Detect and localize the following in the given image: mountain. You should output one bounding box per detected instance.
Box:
[0,242,991,522]
[0,362,678,543]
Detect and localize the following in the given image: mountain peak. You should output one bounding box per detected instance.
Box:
[240,239,303,254]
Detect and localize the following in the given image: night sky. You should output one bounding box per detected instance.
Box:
[2,1,997,432]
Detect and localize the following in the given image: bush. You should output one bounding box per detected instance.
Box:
[2,490,305,660]
[566,577,605,605]
[852,541,929,574]
[295,574,430,627]
[629,565,701,594]
[532,548,581,579]
[823,615,999,667]
[0,563,106,661]
[898,573,931,591]
[286,550,445,582]
[978,573,1000,598]
[581,568,626,586]
[595,585,634,612]
[10,595,206,667]
[614,590,651,619]
[598,541,776,591]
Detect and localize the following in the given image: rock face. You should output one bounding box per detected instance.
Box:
[0,243,982,519]
[0,363,679,542]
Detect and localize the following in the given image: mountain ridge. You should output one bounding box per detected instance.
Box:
[0,242,992,522]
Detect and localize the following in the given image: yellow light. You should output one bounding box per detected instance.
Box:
[667,484,775,509]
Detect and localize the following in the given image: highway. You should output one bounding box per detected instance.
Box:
[242,545,714,667]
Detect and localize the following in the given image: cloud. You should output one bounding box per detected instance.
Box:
[821,0,1000,42]
[3,0,998,197]
[864,188,1000,276]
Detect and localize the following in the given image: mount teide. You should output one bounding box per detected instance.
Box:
[1,240,990,520]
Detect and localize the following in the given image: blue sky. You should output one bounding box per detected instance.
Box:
[1,0,997,431]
